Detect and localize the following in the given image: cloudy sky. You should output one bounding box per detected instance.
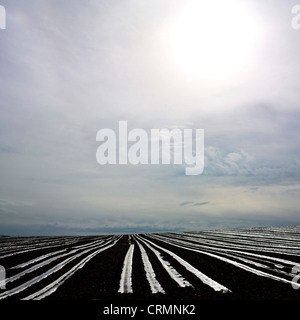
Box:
[0,0,300,236]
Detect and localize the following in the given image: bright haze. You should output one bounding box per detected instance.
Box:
[0,0,300,235]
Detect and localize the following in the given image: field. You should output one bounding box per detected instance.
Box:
[0,226,300,301]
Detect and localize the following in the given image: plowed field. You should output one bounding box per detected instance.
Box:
[1,226,300,301]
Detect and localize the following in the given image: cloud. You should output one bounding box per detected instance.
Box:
[179,201,194,206]
[179,201,210,207]
[204,148,254,176]
[193,202,210,206]
[0,0,299,235]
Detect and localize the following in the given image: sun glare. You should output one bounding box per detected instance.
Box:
[168,0,260,81]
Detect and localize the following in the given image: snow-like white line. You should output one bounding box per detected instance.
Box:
[10,249,67,270]
[135,239,165,294]
[118,244,135,294]
[139,236,230,293]
[0,237,120,300]
[147,234,300,289]
[135,235,192,288]
[0,238,81,259]
[154,233,300,272]
[192,230,300,249]
[6,240,107,284]
[23,237,121,300]
[162,232,300,256]
[155,232,300,280]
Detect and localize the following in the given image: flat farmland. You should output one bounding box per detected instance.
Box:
[0,226,300,301]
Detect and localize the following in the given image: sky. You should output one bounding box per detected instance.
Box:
[0,0,300,236]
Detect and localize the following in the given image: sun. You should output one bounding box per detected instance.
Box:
[167,0,259,81]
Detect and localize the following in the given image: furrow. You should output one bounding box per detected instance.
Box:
[140,235,230,293]
[118,244,135,294]
[135,238,165,294]
[135,235,192,288]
